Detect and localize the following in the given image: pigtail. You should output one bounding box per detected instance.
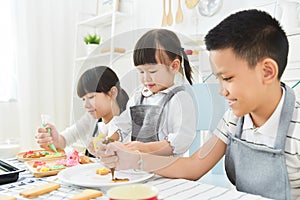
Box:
[180,49,193,85]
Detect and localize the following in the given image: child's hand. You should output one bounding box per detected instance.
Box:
[101,141,140,170]
[87,135,108,158]
[35,123,59,150]
[125,141,145,152]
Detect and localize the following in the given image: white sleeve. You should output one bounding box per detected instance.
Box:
[61,113,97,147]
[213,109,239,144]
[165,90,197,156]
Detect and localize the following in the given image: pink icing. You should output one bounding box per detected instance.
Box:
[56,150,80,167]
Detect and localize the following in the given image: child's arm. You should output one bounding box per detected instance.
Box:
[101,135,226,181]
[109,132,120,141]
[126,140,172,156]
[152,135,226,180]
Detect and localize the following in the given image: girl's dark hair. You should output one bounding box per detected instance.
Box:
[77,66,129,113]
[133,29,193,85]
[205,9,288,79]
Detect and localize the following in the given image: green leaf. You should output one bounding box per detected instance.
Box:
[83,33,101,45]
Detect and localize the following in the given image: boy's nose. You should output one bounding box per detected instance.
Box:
[219,87,229,97]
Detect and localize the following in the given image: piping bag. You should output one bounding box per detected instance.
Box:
[41,114,57,153]
[93,133,115,180]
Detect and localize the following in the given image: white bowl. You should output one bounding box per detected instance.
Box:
[107,184,159,200]
[0,139,20,159]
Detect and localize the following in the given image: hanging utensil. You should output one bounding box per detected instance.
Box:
[176,0,183,24]
[161,0,167,27]
[167,0,173,26]
[185,0,200,9]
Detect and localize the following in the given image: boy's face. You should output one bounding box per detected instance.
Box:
[210,48,265,117]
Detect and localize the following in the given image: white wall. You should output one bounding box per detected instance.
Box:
[0,0,299,147]
[129,0,300,95]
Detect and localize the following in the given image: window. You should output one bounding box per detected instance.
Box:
[0,0,17,102]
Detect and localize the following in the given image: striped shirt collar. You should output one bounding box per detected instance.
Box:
[243,87,285,138]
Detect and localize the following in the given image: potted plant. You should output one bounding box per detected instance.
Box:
[84,33,101,55]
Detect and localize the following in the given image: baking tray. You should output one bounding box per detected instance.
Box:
[0,159,25,185]
[17,149,66,162]
[25,155,94,178]
[24,158,66,178]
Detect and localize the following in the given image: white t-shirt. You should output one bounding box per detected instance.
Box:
[61,113,117,152]
[61,113,97,147]
[214,87,300,199]
[111,84,197,156]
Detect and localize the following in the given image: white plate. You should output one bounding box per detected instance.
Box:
[57,163,154,187]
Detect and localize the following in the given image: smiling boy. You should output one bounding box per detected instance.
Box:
[97,9,300,200]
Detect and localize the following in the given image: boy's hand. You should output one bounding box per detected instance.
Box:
[35,123,59,150]
[101,141,140,170]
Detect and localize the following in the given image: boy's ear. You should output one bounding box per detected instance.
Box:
[170,58,181,72]
[261,58,278,84]
[109,86,118,99]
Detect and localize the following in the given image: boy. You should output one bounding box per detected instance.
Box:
[95,9,299,200]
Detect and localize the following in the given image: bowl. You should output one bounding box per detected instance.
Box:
[0,139,20,159]
[107,184,159,200]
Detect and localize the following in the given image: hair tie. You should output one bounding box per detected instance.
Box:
[180,47,184,51]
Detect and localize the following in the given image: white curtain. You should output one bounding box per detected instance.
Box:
[14,0,81,150]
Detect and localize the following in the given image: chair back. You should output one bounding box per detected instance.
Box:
[188,83,227,157]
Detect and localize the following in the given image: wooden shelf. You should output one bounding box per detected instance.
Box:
[286,28,300,37]
[183,34,205,47]
[77,11,126,27]
[75,52,124,63]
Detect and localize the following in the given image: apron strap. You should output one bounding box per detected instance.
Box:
[274,83,295,150]
[159,86,185,107]
[235,117,244,138]
[155,86,185,133]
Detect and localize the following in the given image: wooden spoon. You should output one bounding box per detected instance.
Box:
[161,0,167,27]
[167,0,173,26]
[176,0,183,24]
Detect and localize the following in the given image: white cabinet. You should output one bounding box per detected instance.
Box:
[181,34,212,83]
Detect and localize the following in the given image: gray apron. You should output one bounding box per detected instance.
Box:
[225,83,294,200]
[130,86,184,142]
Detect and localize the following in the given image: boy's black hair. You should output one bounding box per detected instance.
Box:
[77,66,129,113]
[133,29,193,85]
[205,9,289,79]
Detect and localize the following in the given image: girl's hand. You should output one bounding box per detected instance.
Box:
[35,123,60,150]
[87,137,106,158]
[101,141,140,170]
[125,141,145,152]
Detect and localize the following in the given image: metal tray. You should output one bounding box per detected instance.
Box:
[0,159,25,185]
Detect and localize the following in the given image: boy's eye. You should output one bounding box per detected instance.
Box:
[223,77,232,81]
[89,95,95,99]
[149,71,157,74]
